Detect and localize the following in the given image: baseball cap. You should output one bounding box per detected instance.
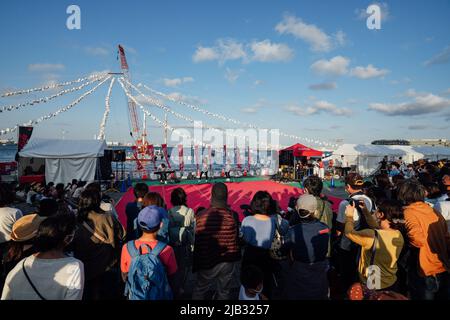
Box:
[137,205,164,230]
[296,194,317,214]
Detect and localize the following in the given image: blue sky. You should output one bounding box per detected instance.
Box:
[0,0,449,146]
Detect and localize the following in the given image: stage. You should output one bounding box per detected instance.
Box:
[115,180,342,227]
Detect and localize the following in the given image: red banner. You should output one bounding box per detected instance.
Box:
[178,145,184,171]
[194,145,199,171]
[147,144,157,170]
[132,146,144,171]
[161,144,171,169]
[235,147,242,169]
[247,145,251,171]
[208,145,212,172]
[223,145,227,165]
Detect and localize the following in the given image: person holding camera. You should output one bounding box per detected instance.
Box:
[335,173,374,293]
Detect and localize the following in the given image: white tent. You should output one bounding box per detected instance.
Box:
[333,144,450,176]
[19,138,106,184]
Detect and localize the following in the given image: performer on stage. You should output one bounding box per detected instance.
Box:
[225,158,232,180]
[200,157,209,181]
[157,163,168,183]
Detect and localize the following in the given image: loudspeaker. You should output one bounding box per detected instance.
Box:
[96,156,113,181]
[112,149,126,162]
[104,149,113,162]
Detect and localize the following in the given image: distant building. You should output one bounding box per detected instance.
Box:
[371,139,450,147]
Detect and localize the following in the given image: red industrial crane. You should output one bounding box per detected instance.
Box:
[118,44,147,171]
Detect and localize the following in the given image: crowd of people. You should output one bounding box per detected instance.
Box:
[0,157,449,300]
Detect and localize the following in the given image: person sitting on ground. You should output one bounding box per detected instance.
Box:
[192,183,241,300]
[240,191,289,299]
[72,181,86,201]
[1,214,84,300]
[120,205,177,299]
[239,265,267,300]
[71,190,126,300]
[125,183,149,242]
[344,199,405,292]
[281,194,331,300]
[168,188,195,298]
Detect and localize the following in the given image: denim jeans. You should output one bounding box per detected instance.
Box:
[408,270,449,300]
[192,261,237,300]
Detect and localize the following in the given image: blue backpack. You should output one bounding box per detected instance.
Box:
[124,241,173,300]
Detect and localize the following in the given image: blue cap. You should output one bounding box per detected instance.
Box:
[138,205,165,230]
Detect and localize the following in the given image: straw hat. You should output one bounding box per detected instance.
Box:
[10,214,47,242]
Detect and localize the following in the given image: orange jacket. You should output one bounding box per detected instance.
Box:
[404,202,450,276]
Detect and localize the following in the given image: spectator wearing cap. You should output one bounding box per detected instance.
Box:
[192,183,241,300]
[120,205,177,291]
[0,214,46,294]
[281,194,330,300]
[335,173,374,292]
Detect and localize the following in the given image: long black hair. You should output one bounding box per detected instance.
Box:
[77,190,103,222]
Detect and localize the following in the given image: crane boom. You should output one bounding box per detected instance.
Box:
[118,45,140,140]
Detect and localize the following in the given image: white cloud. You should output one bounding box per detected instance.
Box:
[166,92,207,105]
[224,68,244,83]
[275,14,346,52]
[369,92,450,116]
[334,30,347,47]
[193,39,246,64]
[424,46,450,66]
[193,46,220,62]
[310,56,350,76]
[350,64,390,79]
[28,63,65,72]
[241,107,259,114]
[285,100,352,117]
[355,2,391,22]
[254,80,264,86]
[250,40,294,62]
[162,77,194,87]
[193,38,293,64]
[85,46,110,56]
[308,82,337,90]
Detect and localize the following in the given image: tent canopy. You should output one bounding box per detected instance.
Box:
[332,144,450,176]
[19,138,106,184]
[282,143,323,157]
[19,138,106,159]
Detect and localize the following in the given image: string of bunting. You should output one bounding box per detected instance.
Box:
[140,84,337,148]
[98,77,116,140]
[0,72,109,98]
[0,75,108,113]
[125,79,248,141]
[118,78,205,146]
[0,76,111,136]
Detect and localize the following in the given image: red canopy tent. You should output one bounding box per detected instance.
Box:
[281,143,323,157]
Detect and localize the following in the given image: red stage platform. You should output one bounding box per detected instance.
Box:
[115,180,342,228]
